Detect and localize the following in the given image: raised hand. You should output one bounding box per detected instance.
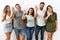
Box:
[35,5,38,11]
[23,10,27,15]
[10,7,15,19]
[12,7,15,13]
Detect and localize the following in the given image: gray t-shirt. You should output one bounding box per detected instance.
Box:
[14,11,24,29]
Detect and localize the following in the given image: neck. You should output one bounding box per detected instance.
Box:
[29,13,31,16]
[18,10,21,12]
[49,11,52,13]
[40,8,43,10]
[7,12,10,16]
[7,11,10,13]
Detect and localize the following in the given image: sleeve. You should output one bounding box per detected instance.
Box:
[55,13,57,20]
[44,12,47,18]
[14,11,17,18]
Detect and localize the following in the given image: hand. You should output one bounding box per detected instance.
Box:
[35,5,38,11]
[10,7,15,19]
[12,7,15,13]
[47,12,51,17]
[23,10,27,15]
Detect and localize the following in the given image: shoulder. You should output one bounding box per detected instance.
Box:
[53,12,57,15]
[20,10,23,13]
[14,11,17,14]
[43,10,45,12]
[37,10,45,12]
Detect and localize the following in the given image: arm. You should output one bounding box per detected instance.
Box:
[34,5,38,18]
[1,13,6,22]
[44,15,50,20]
[44,12,51,20]
[22,15,26,20]
[22,10,26,20]
[10,7,15,20]
[34,12,38,18]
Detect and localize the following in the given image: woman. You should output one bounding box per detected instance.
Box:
[1,5,14,40]
[22,8,36,40]
[44,5,58,40]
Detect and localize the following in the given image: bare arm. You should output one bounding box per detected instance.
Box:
[22,10,26,20]
[10,7,15,20]
[44,15,50,20]
[34,5,38,18]
[44,12,51,20]
[1,13,6,22]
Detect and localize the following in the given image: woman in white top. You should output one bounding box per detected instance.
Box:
[1,5,14,40]
[22,8,36,40]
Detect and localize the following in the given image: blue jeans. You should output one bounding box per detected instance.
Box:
[35,25,45,40]
[26,26,35,40]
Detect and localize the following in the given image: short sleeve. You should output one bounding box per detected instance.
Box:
[55,13,57,20]
[14,11,17,18]
[44,13,47,18]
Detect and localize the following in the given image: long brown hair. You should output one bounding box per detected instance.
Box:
[3,5,11,20]
[27,8,34,16]
[3,5,11,14]
[45,5,53,15]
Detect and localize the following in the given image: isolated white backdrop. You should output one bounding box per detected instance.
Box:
[0,0,60,40]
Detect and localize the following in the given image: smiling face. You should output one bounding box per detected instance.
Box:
[29,9,33,15]
[15,5,21,11]
[28,8,34,16]
[39,4,44,10]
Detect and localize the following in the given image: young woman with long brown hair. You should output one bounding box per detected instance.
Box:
[44,5,58,40]
[1,5,14,40]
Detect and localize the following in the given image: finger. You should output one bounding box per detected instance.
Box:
[23,10,26,14]
[35,5,37,8]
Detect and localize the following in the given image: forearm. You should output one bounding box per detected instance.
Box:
[22,15,26,20]
[10,12,14,20]
[44,16,50,20]
[2,17,5,22]
[10,7,15,20]
[34,10,38,18]
[34,13,37,18]
[1,14,6,22]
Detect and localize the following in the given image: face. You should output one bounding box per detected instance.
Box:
[47,7,53,12]
[29,9,33,15]
[39,4,44,10]
[16,5,21,11]
[6,7,11,12]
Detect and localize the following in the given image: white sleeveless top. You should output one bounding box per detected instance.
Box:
[3,15,12,24]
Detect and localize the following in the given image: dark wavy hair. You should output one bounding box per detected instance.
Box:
[28,8,34,16]
[3,5,11,20]
[3,5,11,14]
[45,5,53,15]
[40,2,45,5]
[15,4,20,7]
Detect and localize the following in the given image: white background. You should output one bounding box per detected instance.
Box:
[0,0,60,40]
